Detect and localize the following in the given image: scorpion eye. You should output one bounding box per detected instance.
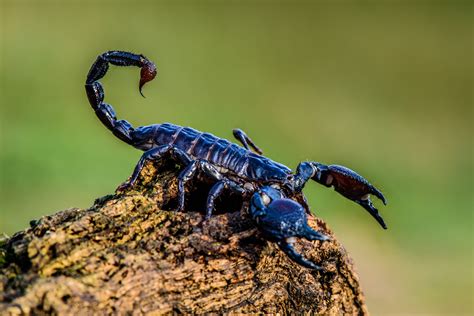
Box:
[259,186,284,204]
[261,193,271,206]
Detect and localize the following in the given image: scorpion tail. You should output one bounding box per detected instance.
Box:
[85,51,157,145]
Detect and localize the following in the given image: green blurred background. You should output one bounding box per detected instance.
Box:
[0,1,472,314]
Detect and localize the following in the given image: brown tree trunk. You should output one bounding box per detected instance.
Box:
[0,161,368,315]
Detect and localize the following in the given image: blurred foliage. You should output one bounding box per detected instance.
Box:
[0,1,472,314]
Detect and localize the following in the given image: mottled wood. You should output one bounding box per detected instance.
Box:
[0,161,367,315]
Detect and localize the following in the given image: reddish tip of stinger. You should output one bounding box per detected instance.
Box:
[139,60,157,97]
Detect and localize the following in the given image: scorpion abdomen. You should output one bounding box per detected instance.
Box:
[131,122,291,182]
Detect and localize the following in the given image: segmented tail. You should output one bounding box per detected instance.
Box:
[84,51,157,144]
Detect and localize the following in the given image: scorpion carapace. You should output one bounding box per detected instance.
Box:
[85,50,388,270]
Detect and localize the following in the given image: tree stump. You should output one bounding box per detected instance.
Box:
[0,161,368,315]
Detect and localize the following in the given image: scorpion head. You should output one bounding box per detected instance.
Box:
[250,186,330,270]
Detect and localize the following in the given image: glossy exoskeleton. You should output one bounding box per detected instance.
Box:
[85,51,387,270]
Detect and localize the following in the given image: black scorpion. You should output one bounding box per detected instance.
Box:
[85,51,387,270]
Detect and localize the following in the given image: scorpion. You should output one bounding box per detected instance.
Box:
[85,51,387,270]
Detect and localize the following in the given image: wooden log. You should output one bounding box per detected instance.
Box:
[0,161,368,314]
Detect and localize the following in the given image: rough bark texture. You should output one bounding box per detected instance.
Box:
[0,161,368,315]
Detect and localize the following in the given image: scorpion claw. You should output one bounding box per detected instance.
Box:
[139,58,157,97]
[372,187,387,205]
[278,240,323,270]
[312,164,388,229]
[302,225,331,241]
[357,198,387,229]
[250,187,328,270]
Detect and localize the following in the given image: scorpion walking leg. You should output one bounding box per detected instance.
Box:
[293,161,388,229]
[206,180,245,219]
[176,161,201,212]
[233,128,263,154]
[118,145,191,191]
[177,160,244,214]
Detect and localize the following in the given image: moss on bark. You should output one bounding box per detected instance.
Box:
[0,161,368,314]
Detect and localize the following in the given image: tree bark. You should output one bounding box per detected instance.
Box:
[0,161,368,315]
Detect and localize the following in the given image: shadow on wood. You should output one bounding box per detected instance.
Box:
[0,161,368,314]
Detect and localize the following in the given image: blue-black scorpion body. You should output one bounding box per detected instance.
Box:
[85,51,388,270]
[132,123,292,183]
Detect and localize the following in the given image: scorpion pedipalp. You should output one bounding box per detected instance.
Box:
[311,163,387,229]
[250,187,329,270]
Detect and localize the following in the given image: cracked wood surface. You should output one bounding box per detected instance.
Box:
[0,161,368,315]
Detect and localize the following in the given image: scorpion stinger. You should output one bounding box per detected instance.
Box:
[250,187,330,270]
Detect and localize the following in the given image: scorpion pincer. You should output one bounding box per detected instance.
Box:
[85,50,388,270]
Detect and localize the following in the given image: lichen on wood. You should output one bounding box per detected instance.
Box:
[0,160,368,314]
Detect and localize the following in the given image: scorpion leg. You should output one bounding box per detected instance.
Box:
[177,160,245,214]
[206,180,245,219]
[117,145,191,191]
[293,162,388,229]
[176,161,201,212]
[233,128,263,154]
